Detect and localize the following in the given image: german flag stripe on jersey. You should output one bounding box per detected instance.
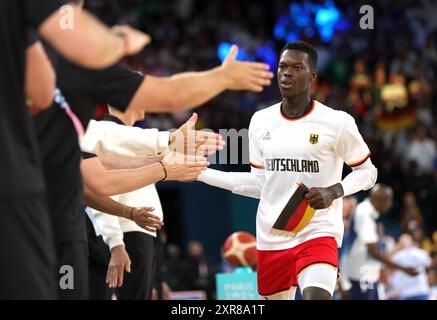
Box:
[271,184,315,237]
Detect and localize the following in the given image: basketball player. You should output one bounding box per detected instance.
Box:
[197,41,378,300]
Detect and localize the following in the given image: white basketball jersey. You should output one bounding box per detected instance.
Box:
[249,100,371,250]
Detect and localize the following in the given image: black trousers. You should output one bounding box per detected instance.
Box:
[0,194,56,299]
[86,215,112,300]
[56,241,89,300]
[116,232,156,300]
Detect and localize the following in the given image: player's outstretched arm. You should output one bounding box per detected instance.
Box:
[98,154,164,170]
[82,153,208,197]
[81,113,224,158]
[197,168,265,199]
[38,5,150,69]
[126,45,274,113]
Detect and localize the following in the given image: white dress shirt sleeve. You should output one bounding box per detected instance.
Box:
[80,119,170,156]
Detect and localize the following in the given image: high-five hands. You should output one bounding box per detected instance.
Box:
[162,151,209,182]
[220,45,274,92]
[169,113,225,157]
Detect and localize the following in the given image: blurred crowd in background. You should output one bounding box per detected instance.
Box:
[84,0,437,299]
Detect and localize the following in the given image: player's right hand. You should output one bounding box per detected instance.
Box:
[221,44,273,92]
[112,25,151,56]
[106,245,131,288]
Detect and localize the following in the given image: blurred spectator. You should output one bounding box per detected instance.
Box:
[342,185,418,300]
[400,192,423,234]
[181,241,216,299]
[152,230,174,300]
[386,234,431,300]
[405,125,436,174]
[165,243,189,292]
[336,196,357,299]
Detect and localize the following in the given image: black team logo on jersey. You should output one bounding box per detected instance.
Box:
[271,183,316,237]
[309,134,319,144]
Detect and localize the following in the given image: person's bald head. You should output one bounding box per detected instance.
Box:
[369,184,393,213]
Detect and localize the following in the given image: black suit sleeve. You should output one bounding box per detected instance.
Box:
[25,0,68,28]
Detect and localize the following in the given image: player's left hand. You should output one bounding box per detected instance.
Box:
[304,184,344,209]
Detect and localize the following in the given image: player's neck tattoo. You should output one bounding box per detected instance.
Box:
[281,94,312,119]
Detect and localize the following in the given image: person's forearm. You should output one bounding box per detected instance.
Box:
[84,186,131,218]
[84,163,165,197]
[98,154,164,170]
[38,5,124,69]
[81,120,170,156]
[341,159,378,196]
[197,168,265,199]
[165,68,229,110]
[368,244,405,271]
[128,67,229,112]
[25,41,55,109]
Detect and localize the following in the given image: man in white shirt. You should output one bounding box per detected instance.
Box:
[406,126,436,173]
[342,185,419,300]
[197,41,378,300]
[85,110,222,299]
[388,234,431,300]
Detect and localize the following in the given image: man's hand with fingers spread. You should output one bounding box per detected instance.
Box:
[106,245,131,288]
[220,45,274,92]
[304,183,344,210]
[169,113,225,157]
[130,207,163,232]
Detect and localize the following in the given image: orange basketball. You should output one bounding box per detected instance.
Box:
[222,231,257,267]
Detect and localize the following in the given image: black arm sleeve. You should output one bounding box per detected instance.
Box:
[91,62,145,112]
[25,0,68,28]
[26,28,39,48]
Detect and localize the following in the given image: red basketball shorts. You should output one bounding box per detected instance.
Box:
[257,236,339,297]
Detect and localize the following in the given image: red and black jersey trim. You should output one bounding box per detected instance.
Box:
[348,152,372,167]
[280,100,315,121]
